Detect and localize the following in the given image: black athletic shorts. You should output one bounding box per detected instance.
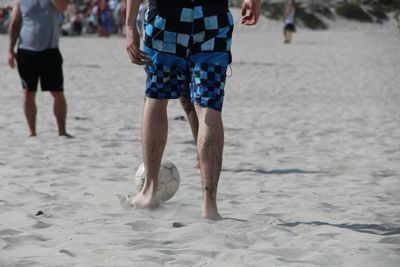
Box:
[17,48,64,92]
[284,23,296,32]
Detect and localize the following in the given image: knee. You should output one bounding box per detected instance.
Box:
[24,90,36,100]
[180,97,194,114]
[51,91,65,99]
[197,107,222,126]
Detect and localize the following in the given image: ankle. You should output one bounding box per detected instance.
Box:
[202,206,222,221]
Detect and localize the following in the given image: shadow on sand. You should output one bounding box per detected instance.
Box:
[222,168,327,175]
[278,221,400,236]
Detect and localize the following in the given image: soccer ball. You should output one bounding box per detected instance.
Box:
[134,160,180,202]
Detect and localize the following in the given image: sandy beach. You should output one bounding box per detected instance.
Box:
[1,9,400,267]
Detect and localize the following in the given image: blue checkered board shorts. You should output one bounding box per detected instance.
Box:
[143,3,234,111]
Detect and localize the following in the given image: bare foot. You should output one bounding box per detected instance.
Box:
[28,133,37,137]
[59,132,74,138]
[202,205,222,221]
[203,211,223,221]
[120,193,159,210]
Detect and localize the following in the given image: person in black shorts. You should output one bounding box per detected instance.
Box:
[8,0,72,138]
[122,0,261,220]
[283,0,296,44]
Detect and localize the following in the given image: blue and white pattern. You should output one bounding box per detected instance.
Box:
[143,4,234,111]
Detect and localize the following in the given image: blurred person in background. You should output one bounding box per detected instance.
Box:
[282,0,296,44]
[8,0,73,138]
[61,2,83,36]
[97,0,113,36]
[0,6,12,33]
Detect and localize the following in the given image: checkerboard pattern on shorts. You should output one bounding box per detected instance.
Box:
[143,2,233,111]
[190,62,227,111]
[144,4,233,59]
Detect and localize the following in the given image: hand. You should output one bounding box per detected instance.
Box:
[241,0,261,26]
[126,26,150,65]
[8,50,16,69]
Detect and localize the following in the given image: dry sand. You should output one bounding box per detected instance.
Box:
[0,9,400,267]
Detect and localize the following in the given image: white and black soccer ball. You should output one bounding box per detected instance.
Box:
[134,160,180,202]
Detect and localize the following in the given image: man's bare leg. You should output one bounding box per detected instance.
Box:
[284,30,292,43]
[180,95,200,168]
[284,30,288,43]
[287,30,292,43]
[51,91,73,138]
[195,105,224,220]
[24,90,37,137]
[124,98,168,209]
